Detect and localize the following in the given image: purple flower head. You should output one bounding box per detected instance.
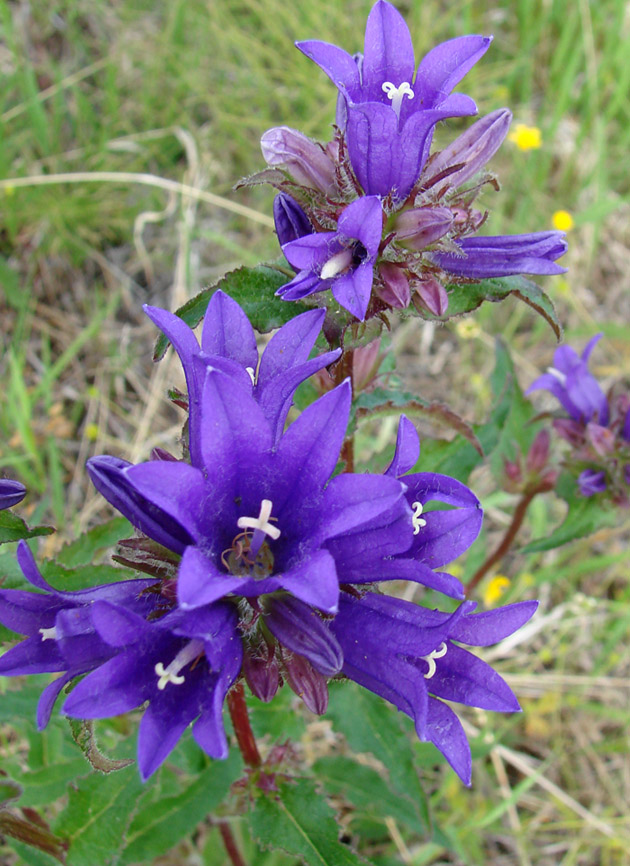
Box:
[279,196,383,320]
[143,291,341,460]
[527,334,609,425]
[0,541,157,729]
[0,479,26,510]
[331,591,538,784]
[273,194,313,248]
[297,0,491,198]
[62,599,242,780]
[578,468,607,497]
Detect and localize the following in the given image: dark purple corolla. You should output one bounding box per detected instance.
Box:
[331,591,537,784]
[430,232,568,280]
[62,599,242,780]
[143,291,340,457]
[526,334,609,425]
[297,0,490,199]
[279,196,383,320]
[0,479,26,510]
[0,541,157,729]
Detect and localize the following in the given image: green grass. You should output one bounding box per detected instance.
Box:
[1,1,630,864]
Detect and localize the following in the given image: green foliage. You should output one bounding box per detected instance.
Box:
[249,777,371,866]
[0,510,54,544]
[153,264,309,360]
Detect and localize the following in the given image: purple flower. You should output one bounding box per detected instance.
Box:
[430,231,568,279]
[273,194,313,247]
[297,0,491,198]
[0,479,26,510]
[527,334,609,425]
[62,599,242,780]
[279,196,383,320]
[261,127,337,195]
[578,468,607,496]
[0,541,157,729]
[331,591,538,784]
[142,291,340,458]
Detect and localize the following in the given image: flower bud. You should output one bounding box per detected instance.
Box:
[424,108,512,190]
[394,207,453,251]
[282,650,328,715]
[412,277,449,316]
[578,468,607,496]
[243,641,280,703]
[261,126,337,195]
[586,422,615,457]
[377,263,410,309]
[552,418,585,447]
[503,457,523,489]
[352,338,384,393]
[264,596,342,677]
[273,194,313,247]
[526,429,550,474]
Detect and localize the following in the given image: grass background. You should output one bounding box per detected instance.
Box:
[1,0,630,864]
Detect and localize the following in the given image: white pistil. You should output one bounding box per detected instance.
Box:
[320,248,354,281]
[237,499,281,541]
[154,638,205,690]
[39,626,57,641]
[245,367,256,385]
[420,641,448,679]
[546,366,567,386]
[411,500,427,534]
[382,81,414,118]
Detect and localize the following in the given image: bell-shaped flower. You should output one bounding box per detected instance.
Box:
[278,196,383,320]
[0,479,26,510]
[331,591,537,784]
[143,291,340,459]
[62,599,242,780]
[430,231,568,279]
[0,541,157,729]
[297,0,491,198]
[526,334,609,425]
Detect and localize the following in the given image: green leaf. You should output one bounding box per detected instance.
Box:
[425,275,562,340]
[313,756,423,833]
[153,264,310,360]
[249,777,371,866]
[18,761,89,808]
[118,751,243,865]
[521,493,618,553]
[40,561,135,592]
[0,510,54,544]
[0,778,23,807]
[56,518,132,568]
[326,684,430,832]
[54,767,144,866]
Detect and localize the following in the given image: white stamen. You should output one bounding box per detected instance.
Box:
[546,366,567,386]
[420,641,448,679]
[39,626,57,641]
[154,638,205,690]
[245,366,256,385]
[237,499,281,541]
[382,81,414,118]
[411,501,427,534]
[320,248,354,281]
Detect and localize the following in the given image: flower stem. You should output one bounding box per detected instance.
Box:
[227,683,262,768]
[219,823,246,866]
[465,480,552,596]
[335,348,355,472]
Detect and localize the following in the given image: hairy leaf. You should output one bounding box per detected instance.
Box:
[0,511,54,544]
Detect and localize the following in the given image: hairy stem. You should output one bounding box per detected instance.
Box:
[219,823,246,866]
[227,683,261,768]
[465,481,552,596]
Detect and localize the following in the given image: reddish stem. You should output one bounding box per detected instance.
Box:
[334,348,354,472]
[227,683,261,768]
[465,480,552,597]
[219,823,246,866]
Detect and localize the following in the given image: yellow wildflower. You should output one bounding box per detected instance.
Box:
[85,423,100,442]
[508,123,542,151]
[483,575,511,607]
[455,319,481,339]
[551,210,574,232]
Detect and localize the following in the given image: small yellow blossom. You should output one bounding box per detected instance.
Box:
[455,319,481,339]
[483,575,511,607]
[552,210,574,232]
[508,123,542,151]
[85,423,100,442]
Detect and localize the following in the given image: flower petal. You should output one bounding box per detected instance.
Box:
[425,697,471,785]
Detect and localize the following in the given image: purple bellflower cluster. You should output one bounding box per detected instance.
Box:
[247,0,567,321]
[0,295,537,785]
[527,334,630,503]
[0,479,26,510]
